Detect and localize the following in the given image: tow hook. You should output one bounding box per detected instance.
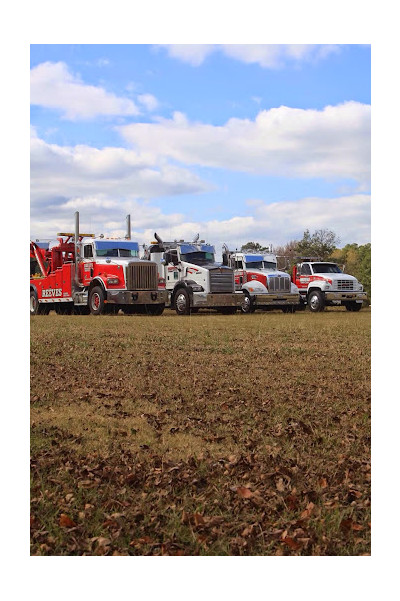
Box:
[131,293,138,301]
[151,292,158,301]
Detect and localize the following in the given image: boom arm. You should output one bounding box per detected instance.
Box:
[30,241,49,277]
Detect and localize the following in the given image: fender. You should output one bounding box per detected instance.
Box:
[171,280,198,304]
[242,280,268,296]
[88,276,107,292]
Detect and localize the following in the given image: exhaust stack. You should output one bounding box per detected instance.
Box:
[75,211,80,286]
[126,215,131,240]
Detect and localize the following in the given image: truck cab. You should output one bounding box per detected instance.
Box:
[222,247,299,313]
[292,260,367,312]
[146,235,241,315]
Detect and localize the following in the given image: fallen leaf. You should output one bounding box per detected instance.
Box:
[236,486,253,499]
[59,513,76,528]
[282,536,301,551]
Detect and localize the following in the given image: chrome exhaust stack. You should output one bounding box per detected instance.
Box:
[126,215,131,240]
[75,211,80,286]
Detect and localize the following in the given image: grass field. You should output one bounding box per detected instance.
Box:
[30,307,370,556]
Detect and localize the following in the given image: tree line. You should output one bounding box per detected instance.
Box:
[241,229,371,301]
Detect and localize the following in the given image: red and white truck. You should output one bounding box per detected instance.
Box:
[291,259,367,312]
[30,212,167,316]
[144,234,241,315]
[222,246,300,313]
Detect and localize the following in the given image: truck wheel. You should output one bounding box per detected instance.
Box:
[145,304,165,316]
[89,286,106,315]
[345,302,362,312]
[174,289,191,315]
[308,290,325,312]
[241,292,255,314]
[30,290,39,315]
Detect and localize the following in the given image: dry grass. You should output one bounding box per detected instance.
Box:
[30,307,371,555]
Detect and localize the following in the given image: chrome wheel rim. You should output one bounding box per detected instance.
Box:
[242,295,251,313]
[176,293,187,312]
[309,295,319,310]
[30,295,36,313]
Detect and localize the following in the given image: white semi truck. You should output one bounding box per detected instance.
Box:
[145,234,241,315]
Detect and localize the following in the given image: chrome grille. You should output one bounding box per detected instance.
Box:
[125,262,158,290]
[336,279,354,291]
[209,269,234,293]
[268,275,291,293]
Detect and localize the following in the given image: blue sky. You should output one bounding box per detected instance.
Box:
[30,44,371,251]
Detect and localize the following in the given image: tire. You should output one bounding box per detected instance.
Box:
[89,286,106,315]
[241,291,255,314]
[144,304,165,316]
[174,288,191,315]
[308,290,325,312]
[345,301,362,312]
[30,289,39,315]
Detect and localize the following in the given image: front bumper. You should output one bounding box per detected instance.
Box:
[192,292,241,308]
[324,291,367,303]
[251,292,300,306]
[106,289,168,305]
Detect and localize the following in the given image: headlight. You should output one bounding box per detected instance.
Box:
[190,284,204,292]
[107,277,119,285]
[357,283,363,291]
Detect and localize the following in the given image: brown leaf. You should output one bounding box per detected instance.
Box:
[236,486,253,499]
[276,478,285,492]
[59,513,76,528]
[318,477,328,489]
[282,536,301,551]
[286,494,299,510]
[300,502,315,520]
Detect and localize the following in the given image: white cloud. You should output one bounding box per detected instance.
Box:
[119,102,371,187]
[30,61,140,120]
[159,44,342,68]
[30,132,211,238]
[158,44,215,66]
[137,93,159,112]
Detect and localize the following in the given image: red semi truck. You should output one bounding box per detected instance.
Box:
[30,212,167,316]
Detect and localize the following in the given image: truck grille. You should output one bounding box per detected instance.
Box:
[209,268,234,293]
[125,262,158,290]
[268,275,291,293]
[336,279,354,291]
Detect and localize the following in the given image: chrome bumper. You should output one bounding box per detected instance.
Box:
[252,293,300,306]
[106,289,168,305]
[325,291,367,303]
[192,292,241,307]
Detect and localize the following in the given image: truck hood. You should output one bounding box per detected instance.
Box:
[315,272,357,282]
[246,267,290,278]
[182,262,233,274]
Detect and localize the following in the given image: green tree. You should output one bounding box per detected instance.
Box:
[332,243,371,301]
[295,229,340,260]
[240,241,271,253]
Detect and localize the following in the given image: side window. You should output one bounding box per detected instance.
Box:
[235,260,243,270]
[84,245,93,258]
[301,264,311,275]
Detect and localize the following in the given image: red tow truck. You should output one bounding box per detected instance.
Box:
[30,212,167,316]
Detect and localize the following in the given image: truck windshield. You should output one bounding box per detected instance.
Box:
[244,260,277,269]
[312,263,342,274]
[180,251,215,265]
[95,241,139,258]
